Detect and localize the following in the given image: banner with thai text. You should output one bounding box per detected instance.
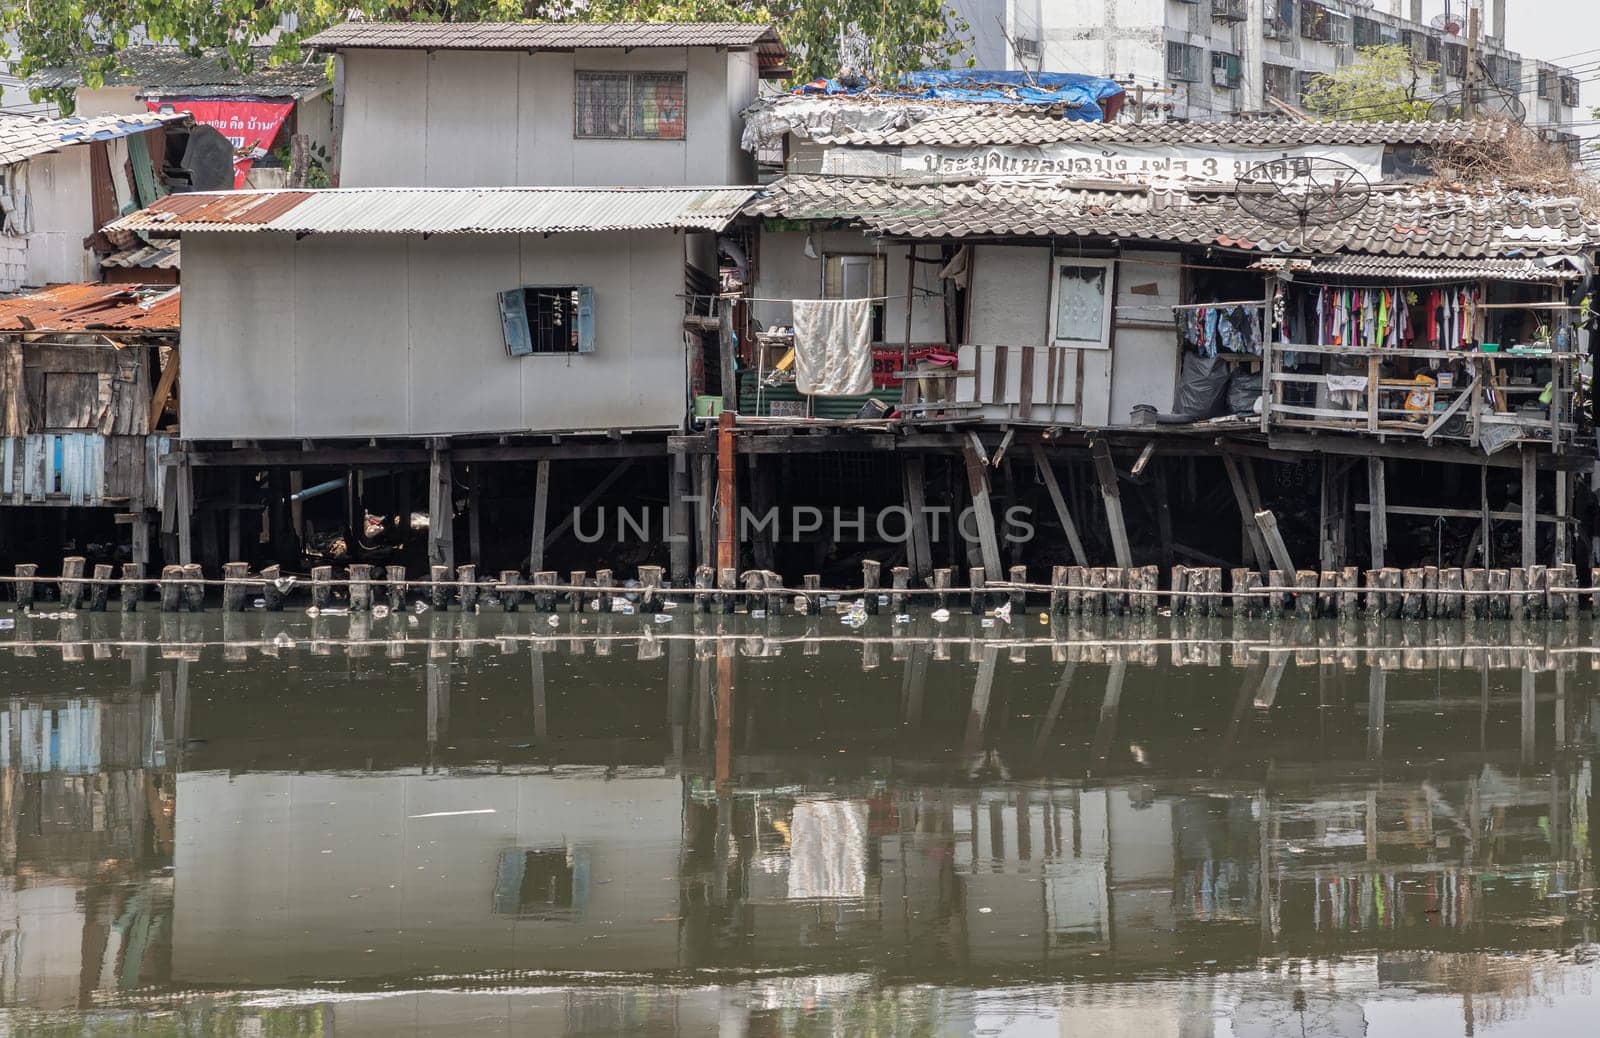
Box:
[893,143,1385,184]
[146,98,294,188]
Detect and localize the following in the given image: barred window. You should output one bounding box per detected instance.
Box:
[575,71,686,140]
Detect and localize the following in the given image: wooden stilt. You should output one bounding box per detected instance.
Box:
[386,565,406,612]
[181,563,205,612]
[348,563,373,612]
[693,565,713,613]
[891,566,910,613]
[456,563,478,611]
[1367,456,1387,569]
[429,564,451,610]
[1031,444,1088,567]
[1089,439,1133,570]
[428,446,455,573]
[596,567,615,613]
[863,560,881,613]
[716,411,737,574]
[13,563,37,609]
[89,564,113,612]
[529,458,551,574]
[1521,448,1537,568]
[159,565,182,612]
[1464,568,1487,620]
[223,562,251,612]
[311,565,333,610]
[120,562,143,612]
[1254,510,1297,577]
[968,566,986,614]
[961,432,1004,577]
[60,557,86,610]
[903,454,933,582]
[1221,454,1272,577]
[499,570,524,612]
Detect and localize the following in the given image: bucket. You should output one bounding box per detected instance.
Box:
[694,395,724,418]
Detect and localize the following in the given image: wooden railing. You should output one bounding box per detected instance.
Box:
[1261,339,1582,453]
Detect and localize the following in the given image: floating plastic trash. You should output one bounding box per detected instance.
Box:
[663,600,678,610]
[894,613,911,624]
[253,598,266,609]
[992,601,1012,624]
[305,606,320,617]
[750,608,767,619]
[273,632,295,649]
[0,618,13,630]
[413,601,429,614]
[931,608,950,622]
[372,605,390,619]
[273,576,296,593]
[407,615,419,627]
[980,618,996,628]
[653,614,673,623]
[618,603,636,615]
[546,615,560,627]
[1038,613,1049,624]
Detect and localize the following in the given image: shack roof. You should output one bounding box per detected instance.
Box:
[0,111,186,168]
[748,175,1597,259]
[0,284,179,334]
[28,46,331,99]
[1248,254,1590,281]
[747,99,1512,149]
[305,20,785,58]
[109,186,758,236]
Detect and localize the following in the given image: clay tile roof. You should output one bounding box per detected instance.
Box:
[761,100,1513,148]
[28,46,330,98]
[0,284,179,333]
[747,175,1598,259]
[304,20,784,56]
[0,111,186,168]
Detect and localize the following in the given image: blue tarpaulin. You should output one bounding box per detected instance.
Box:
[794,69,1125,121]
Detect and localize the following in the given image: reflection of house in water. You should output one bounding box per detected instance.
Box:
[0,684,173,1009]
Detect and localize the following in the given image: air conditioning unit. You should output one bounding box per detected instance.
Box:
[1014,36,1041,60]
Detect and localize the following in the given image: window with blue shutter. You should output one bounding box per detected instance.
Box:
[499,289,533,357]
[498,286,595,356]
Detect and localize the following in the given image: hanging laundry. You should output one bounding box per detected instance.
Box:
[792,299,873,396]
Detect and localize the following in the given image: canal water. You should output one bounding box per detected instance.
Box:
[0,606,1597,1035]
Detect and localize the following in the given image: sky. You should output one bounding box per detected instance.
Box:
[1500,0,1600,96]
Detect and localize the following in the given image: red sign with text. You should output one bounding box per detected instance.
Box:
[146,98,293,188]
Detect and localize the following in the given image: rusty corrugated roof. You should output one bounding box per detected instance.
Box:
[0,284,179,333]
[109,186,756,236]
[305,20,784,54]
[748,175,1599,259]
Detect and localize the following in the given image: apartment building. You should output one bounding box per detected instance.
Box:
[954,0,1580,141]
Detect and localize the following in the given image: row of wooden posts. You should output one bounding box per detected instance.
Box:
[5,557,1588,621]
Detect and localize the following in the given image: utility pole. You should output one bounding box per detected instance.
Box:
[1463,4,1480,118]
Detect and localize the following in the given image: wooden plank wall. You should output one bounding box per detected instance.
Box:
[1,432,169,507]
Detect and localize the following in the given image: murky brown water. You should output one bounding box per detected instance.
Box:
[0,606,1598,1035]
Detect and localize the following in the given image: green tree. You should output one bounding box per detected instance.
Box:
[3,0,971,112]
[1302,43,1439,121]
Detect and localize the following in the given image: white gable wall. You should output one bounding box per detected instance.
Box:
[338,47,755,188]
[181,229,687,439]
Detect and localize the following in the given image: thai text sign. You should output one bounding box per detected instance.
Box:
[898,144,1385,184]
[146,98,294,188]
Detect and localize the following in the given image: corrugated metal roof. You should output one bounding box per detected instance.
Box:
[110,186,757,236]
[0,284,179,333]
[305,20,783,54]
[28,46,330,98]
[0,111,186,168]
[753,99,1512,147]
[749,175,1598,259]
[1249,254,1587,281]
[100,240,182,270]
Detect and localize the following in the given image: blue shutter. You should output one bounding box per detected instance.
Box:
[576,287,595,354]
[499,289,532,357]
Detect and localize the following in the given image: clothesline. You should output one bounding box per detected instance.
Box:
[1168,298,1270,311]
[680,293,900,304]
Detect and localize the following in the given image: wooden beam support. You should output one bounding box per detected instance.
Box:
[903,454,933,582]
[529,458,551,573]
[1089,439,1132,569]
[1521,447,1537,568]
[1367,456,1387,570]
[961,432,1004,578]
[1031,442,1088,567]
[1221,453,1272,577]
[428,447,455,572]
[1254,509,1297,577]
